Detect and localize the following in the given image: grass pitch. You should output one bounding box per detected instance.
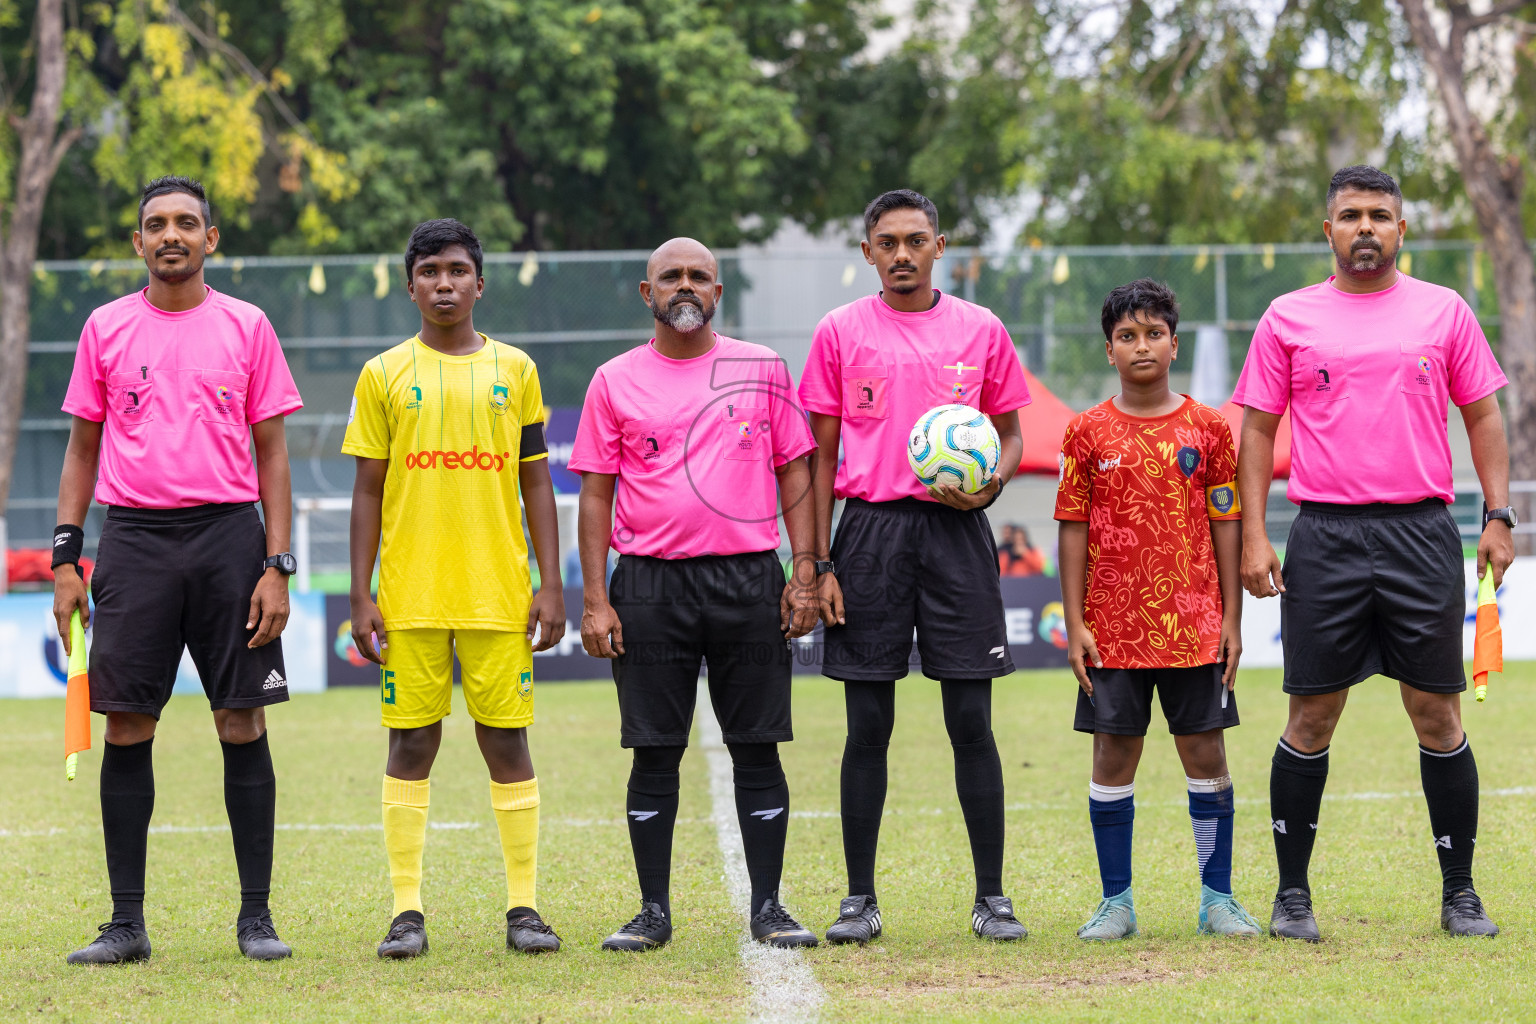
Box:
[3,666,1533,1023]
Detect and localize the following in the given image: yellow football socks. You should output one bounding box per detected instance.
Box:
[382,775,430,917]
[490,777,540,911]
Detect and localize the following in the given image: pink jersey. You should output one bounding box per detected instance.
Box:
[568,334,817,559]
[798,292,1031,502]
[62,286,303,508]
[1232,274,1506,505]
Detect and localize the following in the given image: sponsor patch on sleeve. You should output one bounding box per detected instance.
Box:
[1205,482,1240,518]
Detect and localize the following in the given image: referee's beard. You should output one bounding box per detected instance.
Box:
[1333,236,1397,278]
[650,294,715,334]
[149,245,204,285]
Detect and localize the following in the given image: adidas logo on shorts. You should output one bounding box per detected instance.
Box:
[261,670,287,691]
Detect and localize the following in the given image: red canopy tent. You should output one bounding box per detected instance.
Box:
[1016,368,1078,474]
[1219,401,1292,479]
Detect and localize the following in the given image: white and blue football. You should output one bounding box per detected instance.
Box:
[907,404,1001,493]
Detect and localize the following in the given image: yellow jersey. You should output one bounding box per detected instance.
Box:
[342,334,548,630]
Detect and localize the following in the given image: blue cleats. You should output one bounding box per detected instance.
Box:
[1199,885,1262,936]
[1077,888,1138,941]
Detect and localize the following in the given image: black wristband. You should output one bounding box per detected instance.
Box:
[51,523,84,569]
[978,475,1006,511]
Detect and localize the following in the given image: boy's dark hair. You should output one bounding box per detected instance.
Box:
[1326,165,1401,214]
[405,218,484,280]
[139,175,211,228]
[1100,279,1180,340]
[863,189,939,237]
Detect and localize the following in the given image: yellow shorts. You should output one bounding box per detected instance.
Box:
[379,628,534,729]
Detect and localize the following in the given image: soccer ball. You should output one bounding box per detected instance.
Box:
[907,404,1001,493]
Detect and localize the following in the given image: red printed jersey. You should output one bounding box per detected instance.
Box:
[1054,397,1240,669]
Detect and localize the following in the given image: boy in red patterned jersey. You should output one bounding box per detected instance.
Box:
[1055,279,1260,941]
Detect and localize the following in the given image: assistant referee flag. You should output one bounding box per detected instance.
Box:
[65,609,90,780]
[1473,573,1501,703]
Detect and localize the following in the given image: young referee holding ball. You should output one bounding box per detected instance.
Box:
[798,189,1031,944]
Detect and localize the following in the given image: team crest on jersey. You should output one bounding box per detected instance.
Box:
[1176,446,1200,478]
[518,670,532,701]
[488,382,511,415]
[406,384,423,410]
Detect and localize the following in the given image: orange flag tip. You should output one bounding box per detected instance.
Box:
[1471,574,1501,705]
[65,611,91,775]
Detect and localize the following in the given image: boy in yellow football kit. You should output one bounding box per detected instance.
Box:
[344,219,566,957]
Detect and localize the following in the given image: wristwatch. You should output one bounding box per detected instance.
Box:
[264,552,298,575]
[1483,505,1518,530]
[814,560,837,576]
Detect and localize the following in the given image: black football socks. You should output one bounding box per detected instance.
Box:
[100,738,155,925]
[1420,735,1479,897]
[627,746,684,922]
[1271,740,1329,893]
[841,681,896,898]
[942,680,1005,902]
[221,732,278,922]
[729,743,790,911]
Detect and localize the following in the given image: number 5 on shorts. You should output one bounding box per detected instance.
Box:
[381,668,396,705]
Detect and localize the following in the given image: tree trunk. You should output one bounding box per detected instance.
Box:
[1399,0,1536,540]
[0,0,80,522]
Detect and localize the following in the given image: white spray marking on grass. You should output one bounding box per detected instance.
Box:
[697,682,824,1024]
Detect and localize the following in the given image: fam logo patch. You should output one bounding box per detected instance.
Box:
[1176,446,1201,478]
[642,435,661,460]
[488,382,511,415]
[1312,363,1333,393]
[405,384,423,411]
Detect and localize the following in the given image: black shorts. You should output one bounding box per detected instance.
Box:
[1073,664,1238,736]
[823,497,1014,682]
[1281,499,1466,695]
[89,503,288,717]
[609,551,792,748]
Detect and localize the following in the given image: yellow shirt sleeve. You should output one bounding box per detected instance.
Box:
[342,359,391,459]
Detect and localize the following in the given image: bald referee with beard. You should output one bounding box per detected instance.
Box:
[1235,165,1514,941]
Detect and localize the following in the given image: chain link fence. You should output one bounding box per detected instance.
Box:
[9,240,1507,571]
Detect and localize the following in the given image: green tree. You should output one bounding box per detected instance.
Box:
[258,0,858,252]
[0,0,348,564]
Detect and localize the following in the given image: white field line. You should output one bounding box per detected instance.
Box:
[7,787,1534,841]
[697,682,825,1024]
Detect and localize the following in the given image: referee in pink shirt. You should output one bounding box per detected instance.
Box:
[798,190,1031,944]
[51,177,303,964]
[571,237,821,951]
[1235,166,1515,941]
